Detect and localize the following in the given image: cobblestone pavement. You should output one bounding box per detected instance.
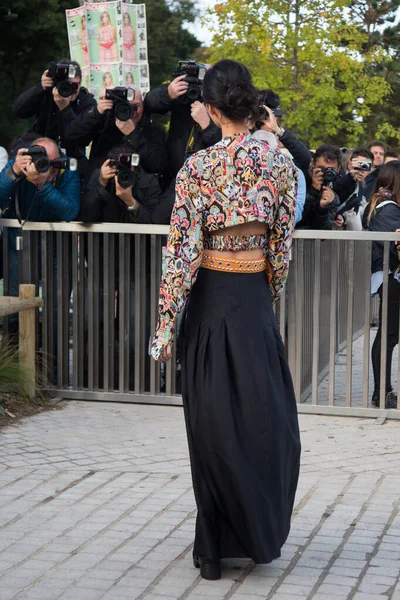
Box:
[0,402,400,600]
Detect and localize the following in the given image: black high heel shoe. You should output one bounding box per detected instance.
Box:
[193,555,221,580]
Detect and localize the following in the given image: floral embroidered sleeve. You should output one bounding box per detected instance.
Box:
[151,160,204,360]
[265,155,297,302]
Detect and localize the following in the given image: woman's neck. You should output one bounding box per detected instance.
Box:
[220,122,250,139]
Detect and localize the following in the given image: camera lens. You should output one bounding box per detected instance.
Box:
[117,169,134,189]
[57,81,75,98]
[187,85,201,102]
[115,101,132,121]
[34,157,51,173]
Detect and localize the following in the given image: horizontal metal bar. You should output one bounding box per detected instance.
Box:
[297,403,400,420]
[0,219,170,235]
[1,219,400,241]
[45,389,183,406]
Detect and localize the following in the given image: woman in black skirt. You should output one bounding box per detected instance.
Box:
[151,59,301,580]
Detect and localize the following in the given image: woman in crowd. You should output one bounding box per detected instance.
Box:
[364,160,400,409]
[122,12,136,62]
[98,11,118,62]
[151,59,301,580]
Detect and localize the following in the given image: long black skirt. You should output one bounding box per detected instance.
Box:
[178,268,301,564]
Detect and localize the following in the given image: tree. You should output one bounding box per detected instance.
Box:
[0,0,200,149]
[207,0,390,147]
[347,1,400,147]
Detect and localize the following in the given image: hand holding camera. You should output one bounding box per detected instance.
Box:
[259,105,280,134]
[168,75,189,100]
[320,186,335,208]
[97,89,114,115]
[115,178,137,208]
[115,118,135,135]
[312,167,324,191]
[13,148,32,176]
[349,158,372,182]
[190,101,210,130]
[23,161,50,188]
[41,70,53,90]
[99,159,117,187]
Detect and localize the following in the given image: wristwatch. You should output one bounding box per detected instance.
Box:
[127,201,139,213]
[276,127,285,138]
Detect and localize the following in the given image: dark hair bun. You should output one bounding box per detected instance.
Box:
[203,59,258,123]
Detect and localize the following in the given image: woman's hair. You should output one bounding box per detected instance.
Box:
[125,72,134,84]
[202,59,259,123]
[368,160,400,224]
[123,12,131,25]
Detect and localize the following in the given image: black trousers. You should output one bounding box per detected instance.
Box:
[371,275,400,394]
[179,269,301,563]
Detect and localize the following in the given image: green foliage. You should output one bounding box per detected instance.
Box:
[0,339,31,397]
[0,0,200,149]
[207,0,394,147]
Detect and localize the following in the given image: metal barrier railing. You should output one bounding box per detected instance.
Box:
[1,220,399,419]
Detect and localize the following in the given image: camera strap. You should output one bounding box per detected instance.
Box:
[185,125,198,155]
[14,180,38,229]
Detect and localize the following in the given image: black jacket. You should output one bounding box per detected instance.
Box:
[12,83,96,165]
[363,201,400,274]
[297,184,340,230]
[64,104,167,179]
[144,84,221,178]
[364,167,381,201]
[279,129,311,176]
[79,166,173,224]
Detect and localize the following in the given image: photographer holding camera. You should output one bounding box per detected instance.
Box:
[79,146,173,224]
[65,85,167,179]
[253,89,312,176]
[0,138,80,333]
[298,144,342,229]
[12,60,95,173]
[144,60,221,180]
[332,148,373,230]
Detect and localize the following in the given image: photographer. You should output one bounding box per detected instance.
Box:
[79,146,173,224]
[363,140,387,201]
[298,144,341,230]
[254,90,312,176]
[144,61,221,180]
[332,148,373,230]
[0,138,80,332]
[64,85,167,179]
[12,60,95,173]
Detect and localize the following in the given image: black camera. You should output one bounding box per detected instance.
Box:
[173,60,206,102]
[321,167,338,186]
[109,152,140,188]
[352,159,372,172]
[105,87,135,121]
[48,62,79,98]
[24,146,75,173]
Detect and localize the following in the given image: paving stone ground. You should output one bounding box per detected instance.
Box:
[0,402,400,600]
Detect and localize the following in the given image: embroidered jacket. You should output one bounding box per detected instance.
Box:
[151,134,297,360]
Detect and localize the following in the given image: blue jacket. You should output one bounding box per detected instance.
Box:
[0,158,80,223]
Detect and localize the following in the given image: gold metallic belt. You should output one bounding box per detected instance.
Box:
[201,254,267,273]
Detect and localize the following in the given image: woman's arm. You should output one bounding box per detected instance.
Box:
[265,154,297,301]
[151,160,204,360]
